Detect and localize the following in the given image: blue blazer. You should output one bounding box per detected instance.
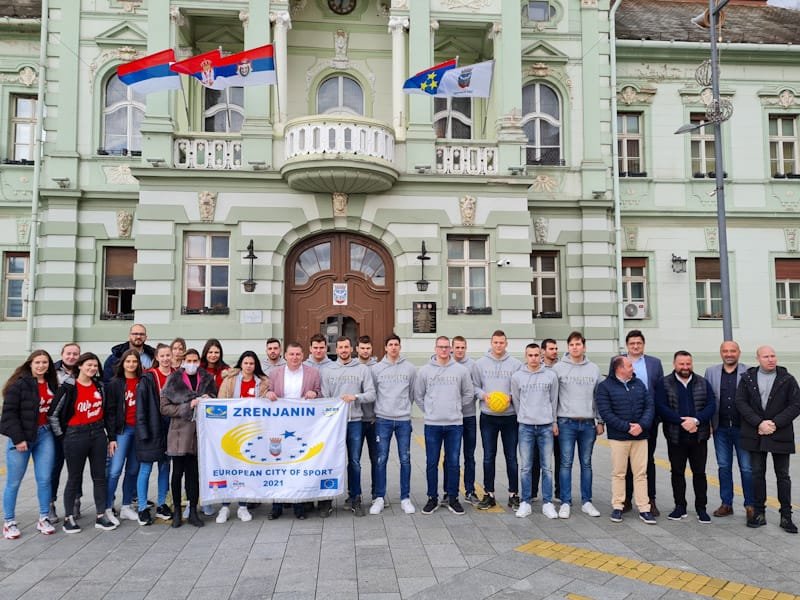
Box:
[703,362,748,430]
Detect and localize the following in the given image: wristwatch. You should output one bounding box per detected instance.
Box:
[694,418,700,426]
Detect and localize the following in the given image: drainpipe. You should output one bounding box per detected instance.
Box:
[26,0,48,352]
[610,0,624,354]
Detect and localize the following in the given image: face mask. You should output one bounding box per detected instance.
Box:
[183,363,199,375]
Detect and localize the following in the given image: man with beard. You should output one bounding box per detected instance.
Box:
[103,324,155,383]
[261,338,287,376]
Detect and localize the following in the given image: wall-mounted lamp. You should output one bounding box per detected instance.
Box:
[243,239,258,292]
[146,157,167,167]
[248,160,269,171]
[508,166,526,176]
[51,177,70,188]
[414,164,431,174]
[671,254,688,274]
[416,241,431,292]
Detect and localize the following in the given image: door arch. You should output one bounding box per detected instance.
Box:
[285,233,394,359]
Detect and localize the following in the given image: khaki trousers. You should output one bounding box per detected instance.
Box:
[610,439,649,512]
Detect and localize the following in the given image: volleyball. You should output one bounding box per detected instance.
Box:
[486,391,510,413]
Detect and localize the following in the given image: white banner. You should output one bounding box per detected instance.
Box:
[197,397,347,503]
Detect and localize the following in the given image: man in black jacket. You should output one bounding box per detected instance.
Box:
[735,346,800,533]
[103,324,156,383]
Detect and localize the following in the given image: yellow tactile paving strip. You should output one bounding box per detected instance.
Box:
[515,539,800,600]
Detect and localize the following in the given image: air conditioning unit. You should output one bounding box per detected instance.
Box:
[623,301,647,320]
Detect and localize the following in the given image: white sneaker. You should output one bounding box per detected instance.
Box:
[105,508,121,526]
[3,521,20,539]
[400,498,416,514]
[581,502,600,517]
[236,506,252,522]
[37,516,55,535]
[542,502,558,519]
[120,504,139,521]
[216,505,230,524]
[558,503,571,519]
[369,497,385,515]
[515,501,532,518]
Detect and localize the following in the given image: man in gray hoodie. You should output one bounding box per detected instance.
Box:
[552,331,603,519]
[321,336,376,517]
[370,334,417,515]
[414,336,474,516]
[473,330,523,511]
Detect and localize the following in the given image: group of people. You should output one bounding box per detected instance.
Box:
[2,325,798,540]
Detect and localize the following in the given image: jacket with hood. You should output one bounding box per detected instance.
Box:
[321,359,376,422]
[472,351,523,417]
[510,366,559,425]
[217,368,269,398]
[372,356,417,420]
[48,377,115,439]
[0,376,56,445]
[454,356,477,417]
[135,370,169,463]
[159,368,217,456]
[552,355,602,421]
[103,341,156,383]
[414,357,474,426]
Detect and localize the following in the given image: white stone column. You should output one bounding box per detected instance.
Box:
[270,10,292,130]
[388,15,409,140]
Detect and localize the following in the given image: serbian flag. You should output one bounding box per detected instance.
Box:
[437,60,494,98]
[170,49,223,88]
[213,45,276,89]
[117,49,181,95]
[402,59,457,95]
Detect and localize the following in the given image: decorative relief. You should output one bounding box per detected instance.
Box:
[117,211,134,239]
[333,29,349,68]
[785,228,800,252]
[332,192,348,216]
[679,87,734,106]
[624,226,638,251]
[89,47,141,92]
[704,227,719,251]
[0,66,38,87]
[445,0,490,9]
[198,191,218,222]
[290,0,307,17]
[388,16,409,33]
[119,1,141,12]
[533,217,549,245]
[270,11,292,29]
[104,164,137,185]
[489,23,502,39]
[169,6,185,25]
[239,10,249,27]
[391,0,408,8]
[620,186,644,208]
[16,219,31,245]
[635,64,684,83]
[618,85,657,106]
[777,191,800,211]
[430,19,439,32]
[531,174,557,193]
[760,88,797,109]
[460,195,476,226]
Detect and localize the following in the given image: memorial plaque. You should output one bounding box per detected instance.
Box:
[412,302,437,333]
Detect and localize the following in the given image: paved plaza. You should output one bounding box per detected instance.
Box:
[1,418,799,599]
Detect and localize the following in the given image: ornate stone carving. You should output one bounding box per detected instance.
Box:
[430,19,439,32]
[445,0,490,9]
[624,226,638,251]
[270,11,292,29]
[785,228,800,253]
[388,16,409,33]
[169,6,185,25]
[531,174,557,193]
[119,1,141,12]
[198,191,218,222]
[104,164,137,185]
[117,211,134,239]
[489,22,502,39]
[391,0,408,8]
[333,29,349,67]
[704,227,719,251]
[761,88,798,108]
[635,64,685,82]
[239,10,249,27]
[459,195,476,226]
[290,0,308,17]
[618,85,657,106]
[0,66,38,87]
[89,47,142,92]
[16,219,31,244]
[332,192,348,216]
[529,63,550,78]
[534,217,549,245]
[779,89,795,108]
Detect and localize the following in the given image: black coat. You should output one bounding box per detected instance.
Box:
[105,377,133,436]
[735,366,800,454]
[0,376,51,445]
[135,372,168,462]
[48,378,115,440]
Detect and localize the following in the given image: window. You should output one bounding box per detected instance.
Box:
[183,234,230,314]
[295,242,331,285]
[775,258,800,319]
[102,75,144,155]
[522,83,561,165]
[695,257,722,319]
[10,95,37,163]
[531,251,560,318]
[350,242,386,286]
[617,112,644,176]
[102,247,136,320]
[3,252,29,320]
[622,257,648,318]
[317,75,364,115]
[526,1,556,21]
[447,236,490,314]
[769,115,799,177]
[204,87,244,133]
[434,97,472,139]
[690,113,716,177]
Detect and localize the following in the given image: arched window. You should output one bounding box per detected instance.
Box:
[521,82,562,165]
[434,97,472,139]
[317,75,364,115]
[204,87,244,133]
[103,75,145,155]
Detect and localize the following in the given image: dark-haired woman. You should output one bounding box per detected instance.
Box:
[170,337,186,371]
[48,352,118,533]
[201,338,229,391]
[1,350,58,538]
[104,349,142,526]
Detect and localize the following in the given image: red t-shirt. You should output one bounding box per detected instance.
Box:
[148,367,172,393]
[68,382,103,426]
[205,365,224,390]
[240,378,256,398]
[38,381,54,427]
[125,377,139,426]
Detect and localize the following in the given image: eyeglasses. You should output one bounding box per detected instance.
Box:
[130,333,146,337]
[435,346,451,349]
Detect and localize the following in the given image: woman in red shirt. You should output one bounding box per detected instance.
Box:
[49,352,118,533]
[0,350,59,539]
[201,338,229,391]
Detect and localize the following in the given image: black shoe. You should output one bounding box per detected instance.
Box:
[476,494,496,510]
[351,496,365,517]
[156,504,173,521]
[780,516,798,534]
[464,492,481,505]
[319,500,333,518]
[448,499,465,515]
[747,512,767,528]
[268,511,281,521]
[171,504,182,528]
[138,509,152,526]
[440,493,449,506]
[95,515,118,531]
[668,505,688,521]
[421,497,439,515]
[63,515,81,534]
[187,507,204,527]
[296,513,307,520]
[508,495,521,511]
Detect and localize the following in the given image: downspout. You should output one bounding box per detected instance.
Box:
[26,0,48,352]
[610,0,624,354]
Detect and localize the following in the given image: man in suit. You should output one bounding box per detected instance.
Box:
[612,330,664,516]
[704,341,753,521]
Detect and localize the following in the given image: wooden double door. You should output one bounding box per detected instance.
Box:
[285,233,394,359]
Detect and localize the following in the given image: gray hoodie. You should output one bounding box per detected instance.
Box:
[552,354,601,420]
[321,359,376,422]
[304,356,334,370]
[472,351,523,417]
[414,356,474,426]
[511,366,559,425]
[455,356,478,417]
[372,356,417,420]
[359,357,378,421]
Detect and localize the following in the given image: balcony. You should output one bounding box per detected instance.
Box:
[434,142,499,176]
[281,115,398,194]
[174,134,243,170]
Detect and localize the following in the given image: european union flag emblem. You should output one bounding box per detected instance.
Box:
[205,405,227,419]
[402,58,457,96]
[320,479,338,490]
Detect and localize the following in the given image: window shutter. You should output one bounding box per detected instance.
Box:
[622,257,646,268]
[776,258,800,280]
[695,257,720,279]
[105,247,136,289]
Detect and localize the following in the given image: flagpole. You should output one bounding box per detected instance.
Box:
[482,59,496,139]
[179,77,190,127]
[219,46,232,132]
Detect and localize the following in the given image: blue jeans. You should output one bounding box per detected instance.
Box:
[714,425,754,507]
[443,416,477,496]
[424,424,462,499]
[374,418,412,500]
[346,421,364,500]
[558,417,596,506]
[4,426,55,520]
[479,413,519,494]
[137,458,170,511]
[361,420,378,498]
[106,425,139,508]
[519,424,554,504]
